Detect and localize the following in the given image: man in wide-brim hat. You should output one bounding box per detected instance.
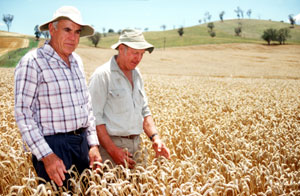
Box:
[14,6,102,188]
[89,29,170,169]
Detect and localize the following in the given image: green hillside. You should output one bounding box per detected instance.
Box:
[80,19,300,48]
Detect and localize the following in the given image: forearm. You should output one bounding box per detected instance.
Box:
[96,124,118,155]
[143,115,159,141]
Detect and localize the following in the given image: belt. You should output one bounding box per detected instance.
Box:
[120,135,139,139]
[66,127,87,135]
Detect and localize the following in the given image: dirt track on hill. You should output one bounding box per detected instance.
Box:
[0,37,29,56]
[76,43,300,80]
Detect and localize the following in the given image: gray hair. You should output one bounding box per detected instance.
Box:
[52,21,59,30]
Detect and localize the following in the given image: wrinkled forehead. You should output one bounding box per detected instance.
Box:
[124,45,146,53]
[56,19,82,30]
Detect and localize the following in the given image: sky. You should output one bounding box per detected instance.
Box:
[0,0,299,35]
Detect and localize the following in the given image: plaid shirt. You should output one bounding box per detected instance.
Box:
[14,41,99,160]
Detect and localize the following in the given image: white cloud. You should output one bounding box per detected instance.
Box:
[0,22,4,26]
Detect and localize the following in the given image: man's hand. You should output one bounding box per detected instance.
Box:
[42,153,67,187]
[152,138,170,160]
[89,145,102,170]
[110,147,136,169]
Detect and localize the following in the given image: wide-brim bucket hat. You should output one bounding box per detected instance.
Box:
[111,29,154,53]
[39,6,94,37]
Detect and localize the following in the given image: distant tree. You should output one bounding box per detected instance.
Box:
[240,10,244,18]
[118,29,122,35]
[198,19,202,24]
[88,32,101,47]
[102,27,106,37]
[144,28,149,32]
[41,31,50,39]
[234,23,242,36]
[288,14,296,28]
[262,28,277,45]
[3,14,14,32]
[246,9,252,19]
[207,22,216,37]
[160,25,166,31]
[108,28,114,33]
[209,31,216,37]
[205,12,212,22]
[219,11,225,22]
[277,28,291,44]
[234,7,243,19]
[207,22,214,32]
[177,27,184,36]
[34,25,41,41]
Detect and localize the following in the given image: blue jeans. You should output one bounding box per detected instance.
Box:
[32,131,89,187]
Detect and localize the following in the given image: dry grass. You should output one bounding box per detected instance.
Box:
[0,37,29,56]
[0,44,299,195]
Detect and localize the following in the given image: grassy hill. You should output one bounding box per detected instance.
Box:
[80,19,300,49]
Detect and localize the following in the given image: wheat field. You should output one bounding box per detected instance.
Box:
[0,44,299,195]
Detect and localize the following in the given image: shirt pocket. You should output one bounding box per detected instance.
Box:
[108,89,129,114]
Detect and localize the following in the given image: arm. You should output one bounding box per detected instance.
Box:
[14,56,66,186]
[138,73,170,159]
[14,58,53,160]
[143,115,170,159]
[96,124,136,168]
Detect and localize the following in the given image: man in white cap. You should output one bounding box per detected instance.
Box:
[14,6,102,187]
[89,29,170,169]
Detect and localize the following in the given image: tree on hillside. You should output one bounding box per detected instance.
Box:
[207,22,214,32]
[234,23,242,36]
[219,11,225,22]
[234,7,244,19]
[277,28,291,44]
[41,31,50,39]
[209,31,216,38]
[177,27,184,36]
[160,25,166,31]
[207,22,216,38]
[88,32,101,47]
[108,28,114,33]
[3,14,14,32]
[247,9,252,18]
[204,12,212,22]
[34,25,41,41]
[262,28,277,45]
[198,19,202,24]
[288,14,296,28]
[102,28,106,37]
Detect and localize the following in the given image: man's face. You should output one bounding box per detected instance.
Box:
[49,19,81,59]
[119,45,146,71]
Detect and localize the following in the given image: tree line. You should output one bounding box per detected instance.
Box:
[1,10,298,47]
